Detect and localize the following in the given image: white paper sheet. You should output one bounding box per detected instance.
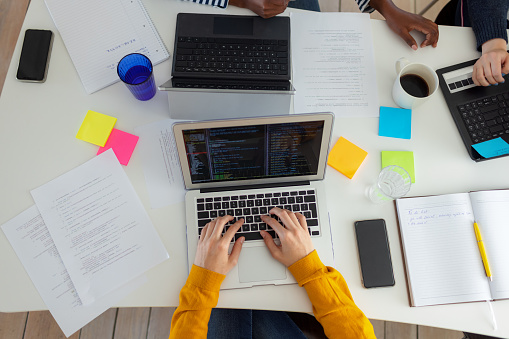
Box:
[31,150,169,304]
[290,12,379,117]
[134,119,186,209]
[1,205,147,337]
[45,0,169,94]
[470,190,509,300]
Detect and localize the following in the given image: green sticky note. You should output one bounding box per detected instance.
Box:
[76,110,117,147]
[381,151,415,183]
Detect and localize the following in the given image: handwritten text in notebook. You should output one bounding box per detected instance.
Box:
[406,208,472,226]
[397,194,491,306]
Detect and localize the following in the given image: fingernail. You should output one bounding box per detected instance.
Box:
[495,83,498,86]
[412,45,417,51]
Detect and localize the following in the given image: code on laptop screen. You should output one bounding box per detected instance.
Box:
[182,121,324,184]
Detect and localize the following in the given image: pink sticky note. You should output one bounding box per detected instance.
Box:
[97,129,139,166]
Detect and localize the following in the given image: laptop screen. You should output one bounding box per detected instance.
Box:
[182,121,324,184]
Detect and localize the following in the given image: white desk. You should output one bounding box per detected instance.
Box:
[1,0,509,336]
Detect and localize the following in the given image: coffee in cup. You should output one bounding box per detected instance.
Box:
[392,58,438,109]
[400,74,429,97]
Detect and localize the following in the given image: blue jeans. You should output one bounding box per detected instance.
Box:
[207,309,308,339]
[287,0,320,12]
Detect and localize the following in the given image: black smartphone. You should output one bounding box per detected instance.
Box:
[354,219,395,288]
[16,29,53,83]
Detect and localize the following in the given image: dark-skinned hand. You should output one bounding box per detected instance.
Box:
[228,0,288,18]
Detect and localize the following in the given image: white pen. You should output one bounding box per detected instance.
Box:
[486,299,497,331]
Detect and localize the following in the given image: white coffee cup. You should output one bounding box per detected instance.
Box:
[392,57,439,109]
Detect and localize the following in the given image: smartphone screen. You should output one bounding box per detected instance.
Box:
[354,219,395,288]
[16,29,53,82]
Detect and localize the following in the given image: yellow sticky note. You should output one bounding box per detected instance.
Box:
[381,151,415,183]
[327,137,368,179]
[76,110,117,147]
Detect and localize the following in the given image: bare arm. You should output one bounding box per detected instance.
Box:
[228,0,288,18]
[368,0,439,50]
[472,38,509,86]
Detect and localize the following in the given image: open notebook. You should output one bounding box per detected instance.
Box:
[45,0,169,94]
[395,190,509,307]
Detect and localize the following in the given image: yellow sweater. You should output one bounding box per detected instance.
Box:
[169,250,376,338]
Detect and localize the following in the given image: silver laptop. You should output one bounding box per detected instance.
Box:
[173,113,335,289]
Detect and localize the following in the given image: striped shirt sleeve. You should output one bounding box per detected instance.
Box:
[356,0,374,13]
[182,0,228,9]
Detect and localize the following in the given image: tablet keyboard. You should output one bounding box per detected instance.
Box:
[196,190,320,242]
[458,93,509,144]
[173,37,289,80]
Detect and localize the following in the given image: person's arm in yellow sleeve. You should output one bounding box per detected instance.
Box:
[169,265,224,338]
[260,208,376,339]
[288,251,376,338]
[170,208,374,338]
[169,216,245,339]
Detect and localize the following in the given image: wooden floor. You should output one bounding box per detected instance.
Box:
[0,309,466,339]
[0,0,465,338]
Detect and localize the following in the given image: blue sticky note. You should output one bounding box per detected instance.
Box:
[472,137,509,158]
[379,106,412,139]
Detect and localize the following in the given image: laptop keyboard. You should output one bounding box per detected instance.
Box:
[458,92,509,144]
[174,37,289,78]
[196,190,320,242]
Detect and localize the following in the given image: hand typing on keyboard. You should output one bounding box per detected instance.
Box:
[193,216,245,275]
[194,207,315,273]
[260,208,315,267]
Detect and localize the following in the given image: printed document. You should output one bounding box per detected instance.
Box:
[1,205,146,337]
[31,150,169,304]
[290,12,379,117]
[45,0,169,94]
[135,119,186,209]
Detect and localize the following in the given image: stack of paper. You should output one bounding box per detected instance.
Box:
[2,150,169,336]
[45,0,169,94]
[290,12,379,117]
[134,119,186,209]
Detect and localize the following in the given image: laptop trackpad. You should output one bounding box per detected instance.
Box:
[238,246,287,283]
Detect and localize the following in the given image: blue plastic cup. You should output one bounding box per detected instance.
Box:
[117,53,156,101]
